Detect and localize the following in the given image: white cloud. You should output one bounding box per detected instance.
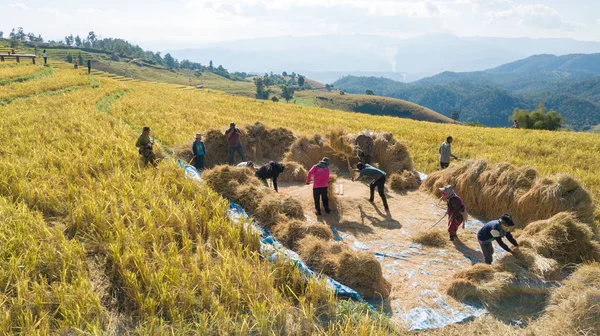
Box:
[484,2,580,30]
[6,3,28,10]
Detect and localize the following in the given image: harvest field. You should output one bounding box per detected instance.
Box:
[1,63,599,334]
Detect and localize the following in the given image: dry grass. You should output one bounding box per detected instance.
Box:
[390,170,420,192]
[272,220,334,249]
[279,161,308,182]
[422,159,595,228]
[412,230,448,247]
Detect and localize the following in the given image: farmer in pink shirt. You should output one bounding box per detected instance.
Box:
[306,157,331,216]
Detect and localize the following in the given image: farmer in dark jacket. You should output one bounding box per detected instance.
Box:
[255,161,285,192]
[191,133,206,171]
[477,214,519,264]
[352,162,389,212]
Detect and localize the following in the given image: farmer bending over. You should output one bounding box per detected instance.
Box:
[477,214,519,264]
[439,185,468,241]
[306,157,331,216]
[352,162,389,212]
[255,161,285,192]
[136,126,157,167]
[225,122,246,165]
[439,136,457,169]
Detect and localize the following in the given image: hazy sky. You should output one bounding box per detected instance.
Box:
[1,0,599,50]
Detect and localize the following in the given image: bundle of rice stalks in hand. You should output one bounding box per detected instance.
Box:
[272,220,333,249]
[532,263,600,335]
[278,161,308,182]
[412,230,447,247]
[371,132,413,173]
[390,170,420,192]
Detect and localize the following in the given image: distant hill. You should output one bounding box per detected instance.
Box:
[334,54,600,131]
[293,91,455,124]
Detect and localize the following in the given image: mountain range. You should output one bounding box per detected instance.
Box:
[171,34,600,83]
[333,53,600,131]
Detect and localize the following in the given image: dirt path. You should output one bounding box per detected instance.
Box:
[279,178,504,329]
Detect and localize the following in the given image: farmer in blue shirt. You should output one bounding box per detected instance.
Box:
[352,162,389,213]
[477,214,519,264]
[191,133,206,171]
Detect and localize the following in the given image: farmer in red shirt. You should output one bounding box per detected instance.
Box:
[439,185,468,241]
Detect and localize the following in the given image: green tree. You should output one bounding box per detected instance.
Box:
[282,71,288,76]
[87,31,97,47]
[66,53,73,63]
[0,31,3,38]
[164,53,176,68]
[65,34,74,46]
[77,52,84,66]
[451,110,460,121]
[271,96,279,102]
[509,103,564,131]
[298,75,305,87]
[281,84,294,102]
[209,60,213,70]
[254,77,269,100]
[74,35,82,47]
[365,89,374,95]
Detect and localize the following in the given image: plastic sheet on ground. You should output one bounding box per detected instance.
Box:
[178,161,365,303]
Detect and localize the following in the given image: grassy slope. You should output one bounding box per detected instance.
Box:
[293,90,456,123]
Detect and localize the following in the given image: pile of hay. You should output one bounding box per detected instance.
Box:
[412,231,447,247]
[390,170,420,192]
[421,159,595,227]
[200,123,296,169]
[532,263,600,335]
[371,132,413,173]
[296,236,392,298]
[272,220,333,249]
[202,165,390,299]
[284,134,346,172]
[171,142,195,165]
[278,161,308,183]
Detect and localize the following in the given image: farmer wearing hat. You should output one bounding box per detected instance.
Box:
[191,133,206,171]
[255,161,285,192]
[477,214,519,264]
[136,126,157,167]
[306,157,331,216]
[439,185,468,241]
[353,162,389,212]
[439,136,457,169]
[225,122,246,165]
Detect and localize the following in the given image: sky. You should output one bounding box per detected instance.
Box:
[1,0,599,50]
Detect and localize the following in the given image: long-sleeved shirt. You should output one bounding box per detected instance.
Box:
[192,141,206,156]
[357,164,386,183]
[225,128,242,147]
[306,163,330,188]
[256,162,285,192]
[439,141,452,163]
[136,134,151,149]
[477,220,518,252]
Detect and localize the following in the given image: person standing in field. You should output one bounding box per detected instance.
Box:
[306,157,331,216]
[439,136,457,169]
[477,214,519,264]
[136,126,157,167]
[42,49,47,65]
[439,185,468,241]
[87,59,92,74]
[354,131,374,164]
[255,161,285,192]
[191,133,206,171]
[352,162,390,213]
[225,122,246,165]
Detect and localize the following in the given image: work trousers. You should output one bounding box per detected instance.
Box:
[369,176,389,210]
[229,145,246,165]
[480,242,494,264]
[313,187,330,214]
[193,155,204,171]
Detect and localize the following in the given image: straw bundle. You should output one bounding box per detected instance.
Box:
[390,170,420,192]
[242,122,295,162]
[412,230,447,247]
[281,196,305,219]
[172,141,195,164]
[371,132,413,173]
[278,161,308,182]
[202,165,261,201]
[284,134,331,170]
[421,159,595,227]
[533,263,600,335]
[255,193,287,228]
[203,129,230,167]
[272,220,333,249]
[235,183,267,213]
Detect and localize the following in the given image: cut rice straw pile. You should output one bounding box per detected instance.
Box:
[390,170,420,192]
[412,231,447,247]
[421,159,595,228]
